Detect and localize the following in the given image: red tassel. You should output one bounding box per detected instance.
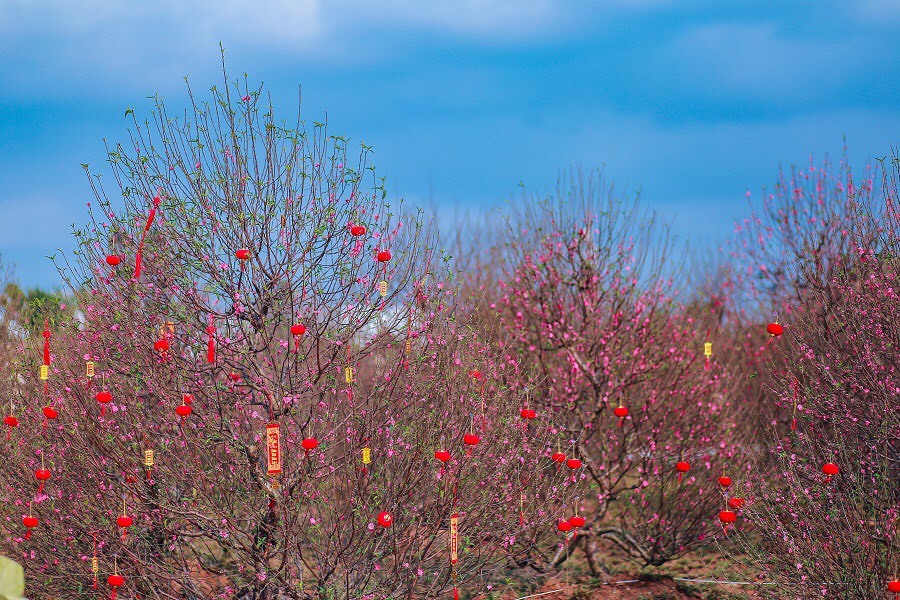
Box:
[678,473,683,483]
[207,328,215,363]
[618,418,624,427]
[101,405,106,418]
[134,252,143,279]
[43,342,50,366]
[38,482,44,494]
[111,588,117,600]
[24,529,32,540]
[453,587,459,600]
[791,418,797,431]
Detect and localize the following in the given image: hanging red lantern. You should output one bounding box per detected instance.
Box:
[675,461,690,482]
[557,520,572,533]
[469,369,482,380]
[301,437,319,457]
[376,250,392,263]
[96,390,112,417]
[235,248,251,261]
[349,224,366,237]
[822,462,839,482]
[728,497,745,510]
[175,403,192,424]
[766,322,783,337]
[108,573,125,600]
[105,255,122,266]
[551,451,566,464]
[520,408,536,420]
[463,434,480,447]
[4,415,18,428]
[569,515,586,528]
[154,338,170,353]
[888,580,900,595]
[23,515,38,539]
[566,458,582,470]
[290,323,306,352]
[42,406,58,420]
[718,476,732,488]
[35,468,51,494]
[718,509,737,534]
[377,511,393,527]
[434,450,451,463]
[117,515,133,541]
[614,405,628,427]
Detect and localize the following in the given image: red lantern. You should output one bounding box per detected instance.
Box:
[183,394,193,405]
[105,255,121,266]
[376,250,392,263]
[23,515,38,539]
[302,437,319,457]
[108,573,125,599]
[434,450,451,463]
[557,520,572,533]
[349,224,366,236]
[569,515,586,528]
[96,390,112,417]
[718,476,732,488]
[613,405,628,427]
[675,461,690,482]
[377,511,393,527]
[766,322,784,337]
[235,248,251,261]
[551,451,566,464]
[290,323,306,352]
[117,515,133,541]
[4,415,18,428]
[822,462,839,482]
[718,509,737,534]
[42,406,58,420]
[888,580,900,594]
[566,458,582,470]
[35,468,51,494]
[520,408,536,420]
[728,497,745,510]
[175,403,192,424]
[469,369,482,380]
[463,433,480,446]
[154,338,170,353]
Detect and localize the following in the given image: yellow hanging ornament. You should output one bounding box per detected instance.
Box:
[86,361,95,378]
[345,367,355,384]
[379,280,388,297]
[362,447,371,464]
[39,365,49,381]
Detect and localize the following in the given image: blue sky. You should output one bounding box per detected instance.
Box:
[1,0,898,288]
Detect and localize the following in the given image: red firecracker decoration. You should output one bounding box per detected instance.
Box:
[675,460,690,482]
[377,511,393,527]
[96,390,112,418]
[23,514,38,540]
[105,255,121,266]
[718,476,732,488]
[614,404,628,427]
[520,408,536,420]
[35,467,51,494]
[108,572,125,600]
[822,462,839,483]
[290,323,306,352]
[728,497,745,510]
[42,322,51,366]
[206,324,216,363]
[175,402,192,424]
[349,224,366,236]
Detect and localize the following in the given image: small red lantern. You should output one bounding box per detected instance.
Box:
[35,468,51,494]
[175,403,192,424]
[434,450,451,463]
[888,580,900,594]
[290,323,306,352]
[463,433,480,446]
[569,515,586,528]
[117,515,133,541]
[557,520,572,533]
[520,408,536,420]
[614,405,628,426]
[105,255,121,266]
[42,406,58,420]
[551,451,566,464]
[108,573,125,599]
[4,415,18,429]
[470,369,482,380]
[349,224,366,236]
[566,458,582,470]
[96,390,112,417]
[235,248,251,261]
[23,515,38,539]
[377,511,393,527]
[718,476,732,488]
[822,462,839,482]
[302,437,319,457]
[154,338,170,353]
[376,250,392,263]
[766,322,784,337]
[718,509,737,533]
[728,497,745,510]
[675,461,690,482]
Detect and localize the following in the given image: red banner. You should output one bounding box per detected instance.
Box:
[450,513,459,564]
[266,423,282,475]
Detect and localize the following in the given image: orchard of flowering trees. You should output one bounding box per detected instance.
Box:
[0,72,897,600]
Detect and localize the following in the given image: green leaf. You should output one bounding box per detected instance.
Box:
[0,555,25,600]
